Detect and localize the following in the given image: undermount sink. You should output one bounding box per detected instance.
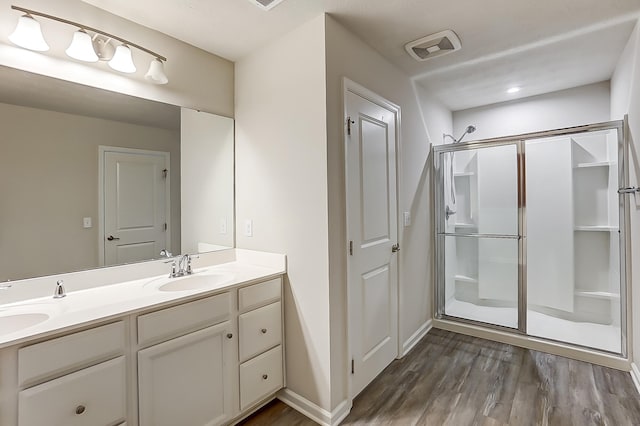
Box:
[0,312,49,336]
[157,272,234,292]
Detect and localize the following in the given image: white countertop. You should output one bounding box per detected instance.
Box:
[0,250,285,350]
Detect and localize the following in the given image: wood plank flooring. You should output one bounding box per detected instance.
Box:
[239,329,640,425]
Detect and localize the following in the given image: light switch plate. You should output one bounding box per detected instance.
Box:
[220,218,227,234]
[403,212,411,227]
[244,219,253,237]
[83,217,92,228]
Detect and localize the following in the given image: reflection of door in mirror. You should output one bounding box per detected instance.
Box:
[100,147,170,266]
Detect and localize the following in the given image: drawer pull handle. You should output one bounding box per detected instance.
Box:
[262,374,268,380]
[75,405,86,415]
[226,333,233,339]
[261,328,267,334]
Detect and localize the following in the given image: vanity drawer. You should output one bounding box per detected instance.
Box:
[138,292,230,346]
[240,345,283,410]
[18,321,125,387]
[238,278,281,312]
[18,356,126,426]
[239,301,282,362]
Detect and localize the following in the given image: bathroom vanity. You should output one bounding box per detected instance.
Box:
[0,250,286,426]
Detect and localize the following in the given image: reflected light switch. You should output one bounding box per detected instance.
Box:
[83,217,92,228]
[403,212,411,227]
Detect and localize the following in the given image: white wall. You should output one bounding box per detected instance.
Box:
[453,82,611,140]
[235,15,331,411]
[325,15,445,409]
[0,0,234,116]
[611,19,640,365]
[0,101,180,280]
[181,109,234,253]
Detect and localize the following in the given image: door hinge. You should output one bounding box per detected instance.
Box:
[349,240,353,256]
[164,223,168,231]
[351,359,355,375]
[162,169,168,179]
[346,116,355,136]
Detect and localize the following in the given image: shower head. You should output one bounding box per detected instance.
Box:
[456,125,477,143]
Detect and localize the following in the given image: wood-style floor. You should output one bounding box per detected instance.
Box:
[239,329,640,426]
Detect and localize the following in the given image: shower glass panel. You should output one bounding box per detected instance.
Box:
[525,129,622,353]
[438,143,521,329]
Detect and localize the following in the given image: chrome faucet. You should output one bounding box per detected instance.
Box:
[165,254,200,278]
[53,280,66,299]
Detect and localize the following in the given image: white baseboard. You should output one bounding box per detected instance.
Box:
[277,388,352,426]
[401,319,432,357]
[631,363,640,395]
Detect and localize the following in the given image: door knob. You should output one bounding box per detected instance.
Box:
[107,235,120,241]
[392,244,400,253]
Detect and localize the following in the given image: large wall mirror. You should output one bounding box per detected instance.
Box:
[0,65,234,282]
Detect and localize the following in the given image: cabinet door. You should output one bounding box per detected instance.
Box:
[138,322,237,426]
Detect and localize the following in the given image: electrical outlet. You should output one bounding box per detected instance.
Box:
[244,219,253,237]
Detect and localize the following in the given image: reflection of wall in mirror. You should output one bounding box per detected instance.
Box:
[0,101,181,281]
[181,108,234,253]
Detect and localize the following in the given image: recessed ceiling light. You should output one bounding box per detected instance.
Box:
[507,87,521,94]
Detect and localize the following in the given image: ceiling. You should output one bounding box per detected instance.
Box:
[81,0,640,111]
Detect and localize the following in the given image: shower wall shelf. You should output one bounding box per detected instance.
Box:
[454,172,474,177]
[574,225,617,232]
[574,161,614,168]
[454,274,478,284]
[574,290,620,300]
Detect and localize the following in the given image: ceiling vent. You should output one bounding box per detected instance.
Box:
[246,0,287,11]
[405,30,462,62]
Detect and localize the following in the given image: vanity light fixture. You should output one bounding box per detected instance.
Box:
[8,5,169,84]
[9,13,49,51]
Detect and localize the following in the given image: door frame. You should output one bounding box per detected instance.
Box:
[343,77,402,399]
[98,146,171,266]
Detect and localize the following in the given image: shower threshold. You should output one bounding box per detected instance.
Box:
[445,299,621,354]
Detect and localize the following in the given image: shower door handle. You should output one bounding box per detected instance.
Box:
[618,187,639,194]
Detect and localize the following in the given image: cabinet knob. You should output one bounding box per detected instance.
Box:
[226,333,233,339]
[262,374,268,380]
[75,405,86,415]
[261,328,267,334]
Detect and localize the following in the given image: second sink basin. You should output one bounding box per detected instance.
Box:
[0,312,49,336]
[157,272,234,292]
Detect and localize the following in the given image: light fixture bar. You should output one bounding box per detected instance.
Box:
[11,5,166,62]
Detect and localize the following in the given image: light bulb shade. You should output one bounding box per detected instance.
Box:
[108,44,136,73]
[145,59,168,84]
[65,30,99,62]
[9,14,49,52]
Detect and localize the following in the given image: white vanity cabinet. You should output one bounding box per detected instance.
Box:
[136,293,238,426]
[15,321,128,426]
[237,278,284,411]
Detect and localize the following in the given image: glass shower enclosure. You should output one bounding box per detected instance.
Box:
[433,120,629,356]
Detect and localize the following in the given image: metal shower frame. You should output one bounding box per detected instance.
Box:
[432,118,629,357]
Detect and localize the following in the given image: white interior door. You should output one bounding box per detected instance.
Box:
[345,82,399,397]
[102,148,169,266]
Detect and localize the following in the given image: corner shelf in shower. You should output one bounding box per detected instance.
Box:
[573,161,615,169]
[574,290,620,300]
[454,171,475,177]
[454,223,476,229]
[574,225,618,232]
[454,274,478,284]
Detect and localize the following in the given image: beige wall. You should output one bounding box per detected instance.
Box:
[0,0,234,117]
[611,19,640,366]
[0,102,180,281]
[235,15,331,410]
[325,15,437,408]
